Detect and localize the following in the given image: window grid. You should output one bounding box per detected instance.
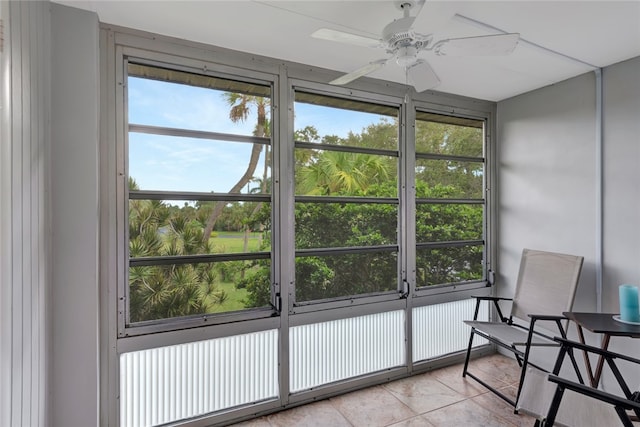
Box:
[414,111,487,289]
[124,61,275,328]
[292,91,402,305]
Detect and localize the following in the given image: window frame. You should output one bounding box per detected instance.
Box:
[288,82,407,314]
[409,101,493,300]
[116,52,281,337]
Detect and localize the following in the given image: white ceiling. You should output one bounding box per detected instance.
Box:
[55,0,640,101]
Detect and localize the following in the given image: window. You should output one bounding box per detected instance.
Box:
[106,29,496,427]
[124,63,274,329]
[414,111,485,288]
[293,92,401,304]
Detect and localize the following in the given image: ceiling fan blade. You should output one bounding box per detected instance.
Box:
[311,28,382,49]
[407,60,440,92]
[435,33,520,56]
[330,59,388,86]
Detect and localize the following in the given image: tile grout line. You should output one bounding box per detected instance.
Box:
[326,399,356,427]
[231,354,529,427]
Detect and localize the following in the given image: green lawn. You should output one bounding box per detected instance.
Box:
[210,231,262,253]
[202,232,263,313]
[206,280,248,313]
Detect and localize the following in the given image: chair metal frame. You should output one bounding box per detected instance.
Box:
[461,248,585,409]
[543,337,640,427]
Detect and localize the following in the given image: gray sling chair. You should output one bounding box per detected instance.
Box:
[462,248,585,408]
[517,337,640,426]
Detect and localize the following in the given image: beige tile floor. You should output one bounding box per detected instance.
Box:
[231,353,538,427]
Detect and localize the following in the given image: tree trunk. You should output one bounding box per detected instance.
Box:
[202,142,263,242]
[202,98,267,244]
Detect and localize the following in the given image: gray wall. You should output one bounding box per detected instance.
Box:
[603,56,640,314]
[50,4,100,426]
[601,56,640,387]
[497,71,597,311]
[497,56,640,387]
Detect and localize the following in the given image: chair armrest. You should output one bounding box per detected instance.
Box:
[548,374,640,412]
[527,314,566,321]
[471,296,513,301]
[553,337,640,365]
[470,296,512,322]
[524,314,572,343]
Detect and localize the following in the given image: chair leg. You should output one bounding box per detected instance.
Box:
[462,328,475,377]
[515,330,536,408]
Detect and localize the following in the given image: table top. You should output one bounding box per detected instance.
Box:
[563,311,640,338]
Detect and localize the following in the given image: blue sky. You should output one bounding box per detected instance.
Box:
[128,77,391,193]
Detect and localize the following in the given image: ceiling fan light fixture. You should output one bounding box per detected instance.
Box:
[396,45,418,66]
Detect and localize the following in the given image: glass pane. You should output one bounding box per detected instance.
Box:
[415,204,483,242]
[415,119,483,157]
[295,252,398,302]
[415,158,483,199]
[294,94,398,151]
[128,259,271,323]
[292,93,400,303]
[129,198,270,257]
[295,202,397,249]
[415,246,483,287]
[128,73,270,136]
[295,149,398,196]
[126,63,274,323]
[129,133,270,194]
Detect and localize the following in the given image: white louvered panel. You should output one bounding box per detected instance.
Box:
[412,299,489,362]
[290,310,405,393]
[120,329,278,427]
[1,2,50,427]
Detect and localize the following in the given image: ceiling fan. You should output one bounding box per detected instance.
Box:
[311,0,520,92]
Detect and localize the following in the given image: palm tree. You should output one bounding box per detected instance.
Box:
[202,93,270,243]
[128,178,227,322]
[297,150,390,196]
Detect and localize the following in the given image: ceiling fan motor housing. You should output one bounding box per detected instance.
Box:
[382,17,416,46]
[383,15,432,57]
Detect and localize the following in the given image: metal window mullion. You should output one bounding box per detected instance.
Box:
[129,190,270,202]
[415,240,484,250]
[295,245,398,257]
[294,195,398,205]
[415,198,484,205]
[129,251,271,267]
[402,98,416,375]
[276,65,294,406]
[484,116,492,287]
[294,141,398,158]
[120,52,132,331]
[415,152,484,163]
[129,123,270,146]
